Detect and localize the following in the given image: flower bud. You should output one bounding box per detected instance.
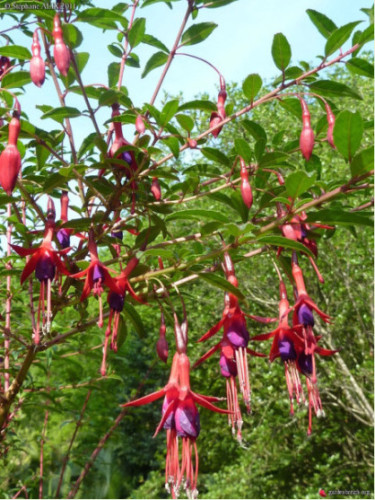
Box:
[30,30,45,87]
[53,14,70,76]
[299,127,314,161]
[135,115,145,134]
[151,177,161,201]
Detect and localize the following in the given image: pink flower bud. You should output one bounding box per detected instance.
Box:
[0,114,21,195]
[30,30,45,87]
[150,177,161,201]
[135,115,145,134]
[53,14,70,76]
[299,127,314,161]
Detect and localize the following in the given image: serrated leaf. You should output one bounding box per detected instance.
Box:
[199,273,245,300]
[128,17,146,47]
[242,73,262,102]
[333,111,363,161]
[181,22,217,46]
[346,57,374,78]
[271,33,291,71]
[166,209,229,223]
[325,22,361,56]
[309,80,362,100]
[306,210,373,227]
[306,9,337,38]
[201,147,230,166]
[285,171,316,199]
[0,45,31,60]
[141,51,168,78]
[257,236,315,257]
[350,146,374,177]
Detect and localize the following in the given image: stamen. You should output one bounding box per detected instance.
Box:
[97,294,103,328]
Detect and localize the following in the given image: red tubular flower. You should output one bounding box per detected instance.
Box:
[239,157,253,209]
[52,14,70,76]
[122,352,229,497]
[101,104,138,213]
[210,82,227,138]
[70,229,120,328]
[30,29,45,87]
[101,256,144,375]
[291,254,331,336]
[0,107,21,195]
[299,98,314,161]
[10,198,70,344]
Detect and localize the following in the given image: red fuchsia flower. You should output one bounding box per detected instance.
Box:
[210,79,227,138]
[195,252,271,440]
[52,14,70,76]
[291,252,331,354]
[299,97,314,161]
[70,229,121,328]
[100,104,138,213]
[0,104,21,196]
[101,256,144,375]
[10,198,70,344]
[239,157,253,210]
[30,29,45,87]
[56,191,73,249]
[156,312,169,363]
[122,351,230,498]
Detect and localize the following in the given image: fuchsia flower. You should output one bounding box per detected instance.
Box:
[56,191,73,249]
[101,256,144,375]
[70,229,120,328]
[252,269,338,434]
[194,252,271,440]
[122,351,229,498]
[11,198,70,344]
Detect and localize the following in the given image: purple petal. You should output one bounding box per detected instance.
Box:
[92,263,105,283]
[108,292,124,312]
[298,303,314,327]
[219,352,237,378]
[278,338,297,362]
[35,255,56,282]
[297,352,313,376]
[56,228,70,249]
[175,400,200,439]
[226,318,249,348]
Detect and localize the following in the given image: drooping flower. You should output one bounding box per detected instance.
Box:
[0,105,21,196]
[56,191,73,249]
[70,229,121,328]
[122,351,229,498]
[11,197,70,344]
[195,252,268,439]
[101,256,144,375]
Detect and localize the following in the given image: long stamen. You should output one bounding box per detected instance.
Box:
[97,294,103,328]
[46,278,51,334]
[36,283,44,344]
[101,312,112,376]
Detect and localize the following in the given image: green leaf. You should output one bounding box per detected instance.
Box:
[0,45,31,60]
[204,0,238,7]
[306,210,373,227]
[166,209,230,223]
[175,114,194,132]
[107,62,121,88]
[359,23,374,44]
[272,66,304,85]
[234,138,252,162]
[346,57,374,78]
[181,22,218,46]
[128,17,146,47]
[122,302,146,338]
[309,80,362,100]
[285,171,316,199]
[278,97,301,118]
[41,107,81,122]
[259,152,288,167]
[242,120,267,141]
[142,0,180,6]
[325,22,361,56]
[201,147,230,166]
[160,99,179,126]
[1,71,31,88]
[141,51,168,78]
[108,44,123,58]
[143,34,169,53]
[256,236,315,257]
[62,24,83,49]
[271,33,291,71]
[350,146,374,177]
[333,111,363,161]
[306,9,337,38]
[242,73,262,102]
[178,100,216,112]
[162,136,180,158]
[76,8,124,29]
[199,273,245,300]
